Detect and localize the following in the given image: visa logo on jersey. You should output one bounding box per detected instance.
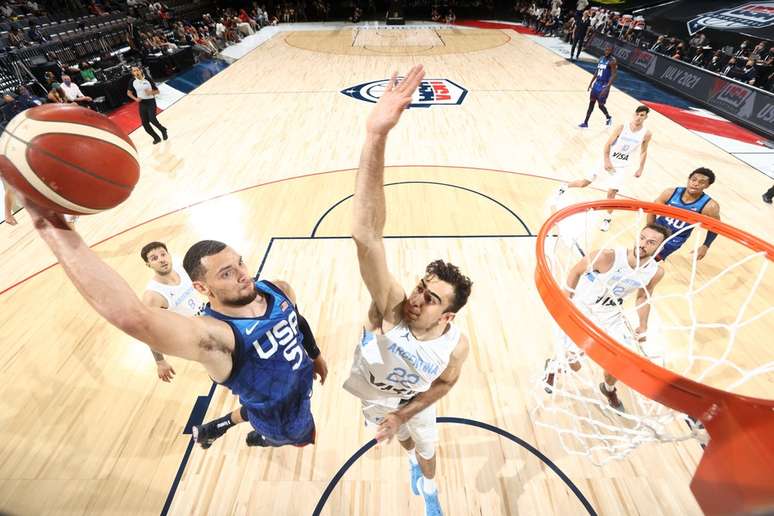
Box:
[341,78,468,108]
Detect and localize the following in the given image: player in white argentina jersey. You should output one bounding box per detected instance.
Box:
[348,65,472,516]
[557,105,653,232]
[544,223,669,411]
[140,241,204,382]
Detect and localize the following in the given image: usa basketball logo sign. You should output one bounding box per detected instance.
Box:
[341,79,467,108]
[687,3,774,35]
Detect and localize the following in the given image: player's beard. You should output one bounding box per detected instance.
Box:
[634,246,653,261]
[223,283,259,307]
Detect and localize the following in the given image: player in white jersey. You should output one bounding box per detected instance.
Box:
[544,223,669,411]
[557,105,653,232]
[140,241,203,382]
[348,64,472,516]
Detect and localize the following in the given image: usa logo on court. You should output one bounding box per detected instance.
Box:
[341,79,467,108]
[687,3,774,35]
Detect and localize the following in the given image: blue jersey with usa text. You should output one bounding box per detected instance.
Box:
[593,56,613,90]
[203,280,314,443]
[655,187,712,245]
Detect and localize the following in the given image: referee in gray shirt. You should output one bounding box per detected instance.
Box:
[127,66,168,144]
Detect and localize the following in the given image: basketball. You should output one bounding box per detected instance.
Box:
[0,104,139,215]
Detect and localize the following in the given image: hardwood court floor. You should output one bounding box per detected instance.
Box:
[0,25,771,515]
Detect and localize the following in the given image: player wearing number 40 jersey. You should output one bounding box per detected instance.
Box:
[346,64,472,516]
[647,167,720,262]
[544,224,670,412]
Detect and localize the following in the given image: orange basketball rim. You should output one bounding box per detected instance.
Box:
[534,199,774,516]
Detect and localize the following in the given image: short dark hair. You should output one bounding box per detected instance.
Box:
[643,223,672,243]
[426,260,472,313]
[635,105,650,114]
[689,167,715,185]
[183,240,227,281]
[140,241,167,263]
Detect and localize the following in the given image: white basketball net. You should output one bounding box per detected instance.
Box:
[532,198,774,466]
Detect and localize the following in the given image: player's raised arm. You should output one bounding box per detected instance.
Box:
[27,202,232,368]
[352,65,425,324]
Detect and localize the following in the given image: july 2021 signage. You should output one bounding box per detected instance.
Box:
[586,33,774,139]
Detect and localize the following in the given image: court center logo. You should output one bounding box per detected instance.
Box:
[341,78,467,108]
[687,3,774,35]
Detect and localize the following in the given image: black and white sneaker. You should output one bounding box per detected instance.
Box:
[192,420,230,449]
[246,431,268,447]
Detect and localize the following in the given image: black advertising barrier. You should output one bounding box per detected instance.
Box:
[585,32,774,140]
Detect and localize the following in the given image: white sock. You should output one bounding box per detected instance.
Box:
[603,382,615,392]
[407,448,418,466]
[421,476,437,495]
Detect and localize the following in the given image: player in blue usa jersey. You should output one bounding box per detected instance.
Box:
[580,45,617,128]
[21,216,329,449]
[647,167,721,261]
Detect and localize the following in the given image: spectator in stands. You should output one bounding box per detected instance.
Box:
[79,61,97,82]
[45,72,67,103]
[89,0,106,16]
[750,41,768,63]
[3,94,24,122]
[664,37,678,56]
[0,4,14,18]
[8,25,28,47]
[254,6,269,26]
[737,59,758,85]
[431,7,440,22]
[576,0,588,13]
[16,85,44,107]
[672,42,686,61]
[650,35,667,54]
[445,9,456,24]
[689,32,707,50]
[239,8,258,31]
[60,75,95,108]
[27,20,46,43]
[735,39,751,58]
[722,57,739,77]
[692,46,711,68]
[706,50,724,73]
[234,13,254,36]
[25,0,44,15]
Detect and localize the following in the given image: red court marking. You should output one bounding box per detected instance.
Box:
[108,102,164,135]
[455,20,539,35]
[1,165,631,297]
[643,101,767,146]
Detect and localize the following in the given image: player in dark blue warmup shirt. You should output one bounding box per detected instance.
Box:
[646,168,721,261]
[18,216,329,450]
[580,45,616,128]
